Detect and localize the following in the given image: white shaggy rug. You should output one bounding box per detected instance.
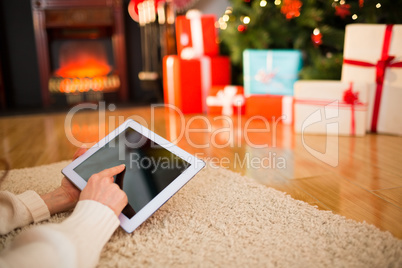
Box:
[1,161,401,267]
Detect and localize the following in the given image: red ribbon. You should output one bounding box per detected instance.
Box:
[343,83,360,135]
[295,83,365,135]
[343,24,402,132]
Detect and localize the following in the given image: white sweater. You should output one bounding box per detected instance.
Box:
[0,191,120,268]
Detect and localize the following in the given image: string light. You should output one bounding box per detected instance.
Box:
[243,16,251,24]
[274,0,281,6]
[223,14,230,22]
[376,3,381,8]
[313,28,320,35]
[260,0,267,7]
[352,14,358,20]
[217,17,227,30]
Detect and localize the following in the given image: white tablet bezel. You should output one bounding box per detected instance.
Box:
[62,119,205,233]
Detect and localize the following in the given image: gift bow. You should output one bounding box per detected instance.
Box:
[343,83,361,135]
[343,24,402,132]
[294,82,366,135]
[254,51,277,84]
[206,86,245,116]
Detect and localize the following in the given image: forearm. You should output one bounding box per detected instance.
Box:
[0,191,50,235]
[40,187,77,215]
[0,200,119,268]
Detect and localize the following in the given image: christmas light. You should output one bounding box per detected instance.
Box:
[243,16,251,24]
[376,3,381,8]
[218,17,228,30]
[352,14,358,20]
[313,28,320,35]
[274,0,281,6]
[260,0,267,7]
[237,25,246,32]
[223,14,230,22]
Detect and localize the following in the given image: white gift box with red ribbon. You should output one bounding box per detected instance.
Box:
[342,24,402,136]
[294,81,369,136]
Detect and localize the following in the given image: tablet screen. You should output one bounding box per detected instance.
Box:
[73,127,190,219]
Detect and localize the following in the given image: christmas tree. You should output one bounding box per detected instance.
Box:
[218,0,402,84]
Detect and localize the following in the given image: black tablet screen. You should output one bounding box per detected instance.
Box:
[74,128,190,219]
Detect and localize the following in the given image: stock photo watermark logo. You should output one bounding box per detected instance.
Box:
[300,100,339,167]
[64,101,336,169]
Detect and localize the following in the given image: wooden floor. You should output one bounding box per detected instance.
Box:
[0,106,401,239]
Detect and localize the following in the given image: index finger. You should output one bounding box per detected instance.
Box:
[96,164,126,178]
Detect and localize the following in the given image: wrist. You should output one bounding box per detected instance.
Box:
[41,187,77,215]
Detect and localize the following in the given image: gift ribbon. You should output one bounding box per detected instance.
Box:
[165,56,179,107]
[343,24,402,132]
[295,83,366,135]
[255,51,276,83]
[343,83,360,135]
[200,57,211,113]
[165,56,211,113]
[181,10,204,59]
[206,86,245,116]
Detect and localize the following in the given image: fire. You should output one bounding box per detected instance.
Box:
[54,41,112,78]
[50,41,120,93]
[55,58,112,78]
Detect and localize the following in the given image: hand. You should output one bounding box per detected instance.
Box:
[80,165,128,217]
[41,147,88,215]
[72,146,88,160]
[59,146,89,205]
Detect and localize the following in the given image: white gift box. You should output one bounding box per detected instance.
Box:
[341,24,402,135]
[294,81,369,136]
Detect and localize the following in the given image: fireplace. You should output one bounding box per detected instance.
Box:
[31,0,128,106]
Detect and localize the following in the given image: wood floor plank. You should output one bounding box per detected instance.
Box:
[289,174,402,238]
[373,187,402,208]
[1,106,401,239]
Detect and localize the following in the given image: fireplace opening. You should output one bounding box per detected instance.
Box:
[49,38,119,96]
[54,41,113,78]
[31,0,128,107]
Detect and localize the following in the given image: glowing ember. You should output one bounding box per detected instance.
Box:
[49,75,120,93]
[55,59,112,77]
[54,41,112,78]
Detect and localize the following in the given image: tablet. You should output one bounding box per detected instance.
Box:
[62,119,205,233]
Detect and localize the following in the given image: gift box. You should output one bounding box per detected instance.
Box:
[341,24,402,135]
[176,11,219,59]
[207,86,245,116]
[163,55,231,114]
[293,80,369,136]
[243,49,302,96]
[245,95,293,125]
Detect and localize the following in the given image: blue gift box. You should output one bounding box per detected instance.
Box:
[243,49,302,96]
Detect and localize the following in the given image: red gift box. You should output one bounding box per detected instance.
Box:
[207,86,245,116]
[245,95,293,124]
[176,11,219,59]
[163,55,231,114]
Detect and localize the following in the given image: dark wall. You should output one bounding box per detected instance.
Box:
[0,0,145,110]
[0,0,41,108]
